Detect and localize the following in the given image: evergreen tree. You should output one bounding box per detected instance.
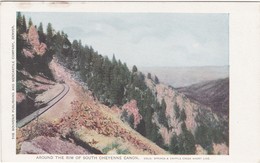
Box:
[169,126,196,154]
[144,106,153,138]
[16,12,27,34]
[28,17,33,28]
[72,40,79,50]
[147,73,151,79]
[136,119,146,136]
[110,65,124,105]
[112,54,117,65]
[38,22,45,43]
[180,130,196,154]
[17,12,22,25]
[22,15,27,33]
[102,56,112,84]
[17,12,23,34]
[38,22,44,33]
[46,23,53,47]
[154,75,159,84]
[180,109,187,121]
[47,23,53,39]
[181,122,187,132]
[195,124,213,153]
[161,99,166,111]
[131,72,147,91]
[150,122,164,146]
[169,134,179,154]
[158,99,168,128]
[132,65,138,73]
[174,103,180,119]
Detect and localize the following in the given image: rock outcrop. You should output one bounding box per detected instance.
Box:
[122,100,142,129]
[28,26,47,56]
[20,136,90,154]
[145,77,228,154]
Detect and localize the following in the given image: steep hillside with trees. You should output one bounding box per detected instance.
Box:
[16,13,229,155]
[16,12,55,120]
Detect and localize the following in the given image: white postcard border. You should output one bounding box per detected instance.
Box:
[1,2,260,163]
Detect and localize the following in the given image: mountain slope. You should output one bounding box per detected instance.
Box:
[177,78,229,116]
[16,13,229,155]
[17,59,167,155]
[145,77,228,154]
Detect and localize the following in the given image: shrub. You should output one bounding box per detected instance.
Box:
[102,142,131,154]
[116,148,131,154]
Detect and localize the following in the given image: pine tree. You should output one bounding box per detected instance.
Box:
[181,122,187,132]
[132,65,138,73]
[112,54,117,65]
[195,124,213,153]
[143,105,153,139]
[181,130,196,154]
[147,72,152,79]
[154,75,159,84]
[46,23,53,47]
[180,109,187,121]
[161,99,166,111]
[17,12,22,25]
[174,103,180,119]
[28,17,33,28]
[158,99,168,128]
[169,134,179,154]
[17,12,23,34]
[38,22,43,33]
[47,23,53,38]
[22,15,27,33]
[38,22,45,43]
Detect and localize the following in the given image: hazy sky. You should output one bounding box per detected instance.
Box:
[23,12,229,67]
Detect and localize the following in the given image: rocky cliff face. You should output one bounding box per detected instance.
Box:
[16,25,54,120]
[145,77,228,154]
[28,26,47,56]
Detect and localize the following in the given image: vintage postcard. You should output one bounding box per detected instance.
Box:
[1,1,260,163]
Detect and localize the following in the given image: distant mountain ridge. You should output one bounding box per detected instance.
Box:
[140,66,229,88]
[177,78,229,117]
[16,13,229,155]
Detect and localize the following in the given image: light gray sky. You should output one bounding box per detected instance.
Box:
[23,12,229,67]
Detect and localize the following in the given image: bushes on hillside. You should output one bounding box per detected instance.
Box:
[169,122,196,154]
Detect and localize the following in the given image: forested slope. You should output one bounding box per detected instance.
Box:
[16,12,229,155]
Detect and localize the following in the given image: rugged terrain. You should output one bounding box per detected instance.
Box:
[17,60,167,154]
[16,13,229,155]
[145,76,229,154]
